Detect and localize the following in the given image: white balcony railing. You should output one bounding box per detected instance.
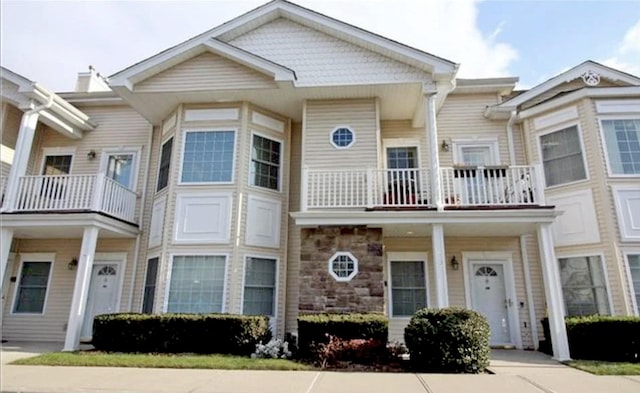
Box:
[7,174,137,223]
[303,165,544,210]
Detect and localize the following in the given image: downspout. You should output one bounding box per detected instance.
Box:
[126,124,154,311]
[506,110,517,166]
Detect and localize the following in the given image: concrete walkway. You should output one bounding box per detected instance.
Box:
[1,342,639,393]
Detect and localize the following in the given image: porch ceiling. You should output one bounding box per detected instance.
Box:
[113,82,423,124]
[381,221,540,238]
[1,213,139,239]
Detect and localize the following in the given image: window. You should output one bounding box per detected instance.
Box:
[181,131,235,183]
[559,255,610,316]
[167,255,226,313]
[387,147,417,169]
[13,261,52,314]
[330,127,355,148]
[243,257,276,316]
[390,261,426,317]
[42,155,72,175]
[328,252,358,282]
[540,126,587,187]
[250,134,281,190]
[601,119,640,175]
[105,153,135,188]
[627,254,640,314]
[157,137,173,191]
[142,257,159,314]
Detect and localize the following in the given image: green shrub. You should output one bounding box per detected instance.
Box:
[563,316,639,362]
[92,313,271,355]
[404,307,490,373]
[297,313,388,359]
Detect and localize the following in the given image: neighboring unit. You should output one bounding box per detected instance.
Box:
[1,0,639,362]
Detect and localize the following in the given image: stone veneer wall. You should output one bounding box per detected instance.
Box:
[299,226,384,314]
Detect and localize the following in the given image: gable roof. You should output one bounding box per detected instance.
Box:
[498,60,640,109]
[109,0,458,88]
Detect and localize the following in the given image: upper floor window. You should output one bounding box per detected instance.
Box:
[105,154,135,188]
[601,119,640,175]
[181,130,235,183]
[330,127,355,149]
[387,147,417,169]
[540,125,587,187]
[250,134,281,191]
[157,137,173,191]
[42,155,72,175]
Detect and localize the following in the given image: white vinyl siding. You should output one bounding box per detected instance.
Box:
[540,125,587,187]
[181,130,235,183]
[13,261,52,314]
[559,255,610,316]
[601,119,640,175]
[167,255,226,313]
[242,257,276,316]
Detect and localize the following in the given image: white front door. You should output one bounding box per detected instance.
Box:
[469,262,511,345]
[81,263,121,339]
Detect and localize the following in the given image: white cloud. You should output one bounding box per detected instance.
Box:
[0,0,518,91]
[601,18,640,77]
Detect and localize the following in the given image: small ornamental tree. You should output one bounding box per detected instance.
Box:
[404,307,490,373]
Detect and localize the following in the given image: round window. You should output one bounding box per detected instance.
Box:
[328,251,358,282]
[330,127,355,149]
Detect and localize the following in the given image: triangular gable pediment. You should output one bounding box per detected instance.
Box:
[134,51,279,93]
[500,61,640,109]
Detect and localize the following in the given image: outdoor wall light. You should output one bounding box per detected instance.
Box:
[87,150,96,160]
[68,258,78,270]
[450,256,459,271]
[441,139,450,152]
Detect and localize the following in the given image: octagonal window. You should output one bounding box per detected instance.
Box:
[328,251,358,282]
[330,127,355,149]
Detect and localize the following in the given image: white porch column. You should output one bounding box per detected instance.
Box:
[537,223,570,361]
[425,91,443,210]
[0,229,14,317]
[2,110,41,212]
[432,224,449,308]
[63,226,99,351]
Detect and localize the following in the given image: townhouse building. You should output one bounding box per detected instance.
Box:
[1,0,639,362]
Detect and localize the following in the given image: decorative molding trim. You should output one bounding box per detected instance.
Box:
[251,111,285,133]
[533,106,579,130]
[184,108,239,122]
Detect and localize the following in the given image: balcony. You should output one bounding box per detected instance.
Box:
[303,165,545,210]
[2,174,137,223]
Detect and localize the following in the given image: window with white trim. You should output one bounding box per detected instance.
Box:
[540,125,587,187]
[142,257,159,314]
[330,127,354,148]
[13,261,52,314]
[601,119,640,175]
[328,252,358,281]
[167,255,226,313]
[243,257,276,316]
[105,153,135,188]
[559,255,610,316]
[390,261,426,317]
[181,131,235,183]
[42,155,72,175]
[627,254,640,314]
[250,134,281,190]
[157,137,173,191]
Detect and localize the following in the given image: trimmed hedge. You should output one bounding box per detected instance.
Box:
[542,316,640,362]
[297,313,388,358]
[92,313,271,355]
[404,307,490,373]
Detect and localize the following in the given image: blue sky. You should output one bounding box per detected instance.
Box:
[1,0,639,91]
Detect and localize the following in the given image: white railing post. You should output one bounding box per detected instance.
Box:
[533,164,546,205]
[366,168,374,208]
[301,167,309,212]
[92,173,106,212]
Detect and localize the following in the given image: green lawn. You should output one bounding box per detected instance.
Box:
[12,351,314,371]
[568,360,640,375]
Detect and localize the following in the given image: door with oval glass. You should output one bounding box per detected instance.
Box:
[469,262,513,345]
[81,263,121,339]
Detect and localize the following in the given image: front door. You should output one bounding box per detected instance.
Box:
[81,263,121,339]
[469,262,511,345]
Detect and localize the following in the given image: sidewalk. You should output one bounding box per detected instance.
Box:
[2,343,639,393]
